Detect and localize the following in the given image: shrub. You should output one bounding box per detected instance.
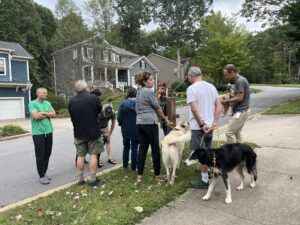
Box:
[47,92,66,111]
[0,125,27,137]
[171,81,188,92]
[215,84,229,92]
[56,108,70,118]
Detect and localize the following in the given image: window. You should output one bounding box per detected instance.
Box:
[73,49,77,59]
[111,52,115,62]
[0,58,5,75]
[104,51,108,62]
[173,68,177,76]
[82,66,92,82]
[83,47,93,59]
[115,55,120,63]
[140,60,145,69]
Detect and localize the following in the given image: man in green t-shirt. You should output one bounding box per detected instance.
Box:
[28,88,56,185]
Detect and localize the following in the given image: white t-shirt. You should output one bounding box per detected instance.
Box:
[186,80,218,130]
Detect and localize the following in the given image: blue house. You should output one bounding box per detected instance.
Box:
[0,41,33,120]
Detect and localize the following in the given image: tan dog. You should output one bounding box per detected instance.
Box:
[220,94,234,117]
[161,121,191,185]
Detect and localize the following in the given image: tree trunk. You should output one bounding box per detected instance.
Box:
[177,47,181,80]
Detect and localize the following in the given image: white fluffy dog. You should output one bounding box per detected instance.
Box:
[161,121,191,184]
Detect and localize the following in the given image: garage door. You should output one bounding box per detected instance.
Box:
[0,98,24,120]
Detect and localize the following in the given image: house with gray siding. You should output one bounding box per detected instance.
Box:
[147,53,191,85]
[0,41,33,120]
[53,36,158,97]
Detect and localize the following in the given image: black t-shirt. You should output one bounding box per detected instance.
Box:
[68,92,102,140]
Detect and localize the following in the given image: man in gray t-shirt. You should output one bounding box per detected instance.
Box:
[221,64,250,143]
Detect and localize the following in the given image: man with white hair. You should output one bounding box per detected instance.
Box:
[28,87,56,185]
[186,66,222,189]
[68,80,104,186]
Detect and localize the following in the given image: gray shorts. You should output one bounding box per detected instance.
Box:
[190,130,213,151]
[74,137,104,157]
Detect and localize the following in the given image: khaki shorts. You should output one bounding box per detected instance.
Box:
[101,127,110,144]
[74,137,104,157]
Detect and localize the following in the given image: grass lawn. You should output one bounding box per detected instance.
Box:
[0,125,28,138]
[263,97,300,115]
[0,141,257,225]
[252,84,300,88]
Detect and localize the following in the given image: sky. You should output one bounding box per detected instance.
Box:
[34,0,264,33]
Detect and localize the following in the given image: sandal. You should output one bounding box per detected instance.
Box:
[98,161,104,168]
[107,159,117,164]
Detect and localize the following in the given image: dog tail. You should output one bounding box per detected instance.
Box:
[246,150,258,181]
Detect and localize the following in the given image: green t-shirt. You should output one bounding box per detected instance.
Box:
[28,100,54,135]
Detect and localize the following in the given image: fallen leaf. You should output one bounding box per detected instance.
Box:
[134,190,139,193]
[73,195,80,200]
[100,191,105,195]
[134,206,143,213]
[73,204,76,209]
[65,191,70,195]
[56,212,62,217]
[108,191,113,196]
[37,208,45,216]
[80,189,87,194]
[45,210,55,215]
[15,214,23,221]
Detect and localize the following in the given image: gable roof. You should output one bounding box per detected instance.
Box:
[147,53,183,66]
[0,41,33,59]
[119,56,158,70]
[111,45,139,57]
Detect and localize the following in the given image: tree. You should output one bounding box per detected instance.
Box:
[55,0,79,19]
[52,12,92,50]
[0,0,57,90]
[152,0,213,80]
[84,0,115,36]
[114,0,151,53]
[194,12,251,84]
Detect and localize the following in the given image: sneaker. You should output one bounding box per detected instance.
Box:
[44,174,51,181]
[89,178,101,187]
[77,180,85,185]
[39,177,50,185]
[190,180,209,189]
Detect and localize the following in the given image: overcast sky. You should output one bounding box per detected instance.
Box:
[34,0,263,32]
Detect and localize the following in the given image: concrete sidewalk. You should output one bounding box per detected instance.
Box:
[139,115,300,225]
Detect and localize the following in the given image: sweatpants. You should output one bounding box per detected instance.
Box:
[137,124,160,176]
[32,133,53,178]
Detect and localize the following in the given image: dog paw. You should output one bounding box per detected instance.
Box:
[250,183,255,188]
[202,195,210,201]
[225,198,232,204]
[236,185,244,191]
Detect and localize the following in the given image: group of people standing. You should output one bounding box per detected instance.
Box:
[29,63,250,188]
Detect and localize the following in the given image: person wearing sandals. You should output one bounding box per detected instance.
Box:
[68,80,104,187]
[98,104,117,167]
[117,87,139,172]
[135,72,168,183]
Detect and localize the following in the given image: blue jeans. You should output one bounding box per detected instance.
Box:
[123,137,139,171]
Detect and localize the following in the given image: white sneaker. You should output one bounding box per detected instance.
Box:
[40,177,50,185]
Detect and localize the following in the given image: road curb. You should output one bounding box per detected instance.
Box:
[0,164,122,213]
[0,133,31,142]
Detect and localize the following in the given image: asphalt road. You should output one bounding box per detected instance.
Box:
[0,85,299,207]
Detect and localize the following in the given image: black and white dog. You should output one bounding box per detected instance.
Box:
[184,143,257,204]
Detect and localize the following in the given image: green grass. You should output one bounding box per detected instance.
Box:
[0,125,28,138]
[263,97,300,115]
[0,141,257,225]
[252,84,300,88]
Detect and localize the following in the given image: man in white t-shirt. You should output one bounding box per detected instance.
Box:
[186,67,222,189]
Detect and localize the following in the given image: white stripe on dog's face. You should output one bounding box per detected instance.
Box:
[184,158,198,166]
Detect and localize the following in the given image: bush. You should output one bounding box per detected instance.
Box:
[56,108,70,118]
[0,125,27,137]
[171,81,188,92]
[47,92,66,111]
[215,84,229,92]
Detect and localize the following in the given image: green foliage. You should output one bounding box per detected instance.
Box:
[263,97,300,114]
[55,0,80,19]
[0,125,27,137]
[171,81,188,92]
[47,93,66,111]
[194,12,251,85]
[56,108,70,118]
[0,0,57,90]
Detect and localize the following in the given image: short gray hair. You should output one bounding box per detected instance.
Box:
[36,87,47,95]
[74,80,88,92]
[188,67,202,77]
